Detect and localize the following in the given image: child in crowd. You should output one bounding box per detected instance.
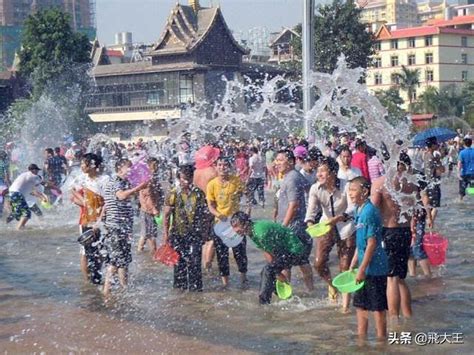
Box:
[348,176,388,340]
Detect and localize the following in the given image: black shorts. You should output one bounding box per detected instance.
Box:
[104,228,132,268]
[459,174,474,197]
[289,223,313,265]
[382,227,411,279]
[426,184,441,208]
[353,275,388,312]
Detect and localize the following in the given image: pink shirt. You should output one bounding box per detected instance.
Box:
[368,156,385,181]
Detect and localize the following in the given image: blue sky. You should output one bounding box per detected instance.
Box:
[95,0,319,45]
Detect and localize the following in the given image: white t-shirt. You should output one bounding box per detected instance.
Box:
[337,167,361,190]
[72,173,110,197]
[9,171,42,196]
[249,154,266,179]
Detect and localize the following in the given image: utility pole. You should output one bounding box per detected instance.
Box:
[302,0,315,138]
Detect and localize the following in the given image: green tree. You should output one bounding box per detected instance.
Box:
[293,0,376,73]
[375,87,406,125]
[395,66,420,113]
[18,8,91,99]
[418,86,441,114]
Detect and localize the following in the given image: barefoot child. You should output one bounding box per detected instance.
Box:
[348,176,388,340]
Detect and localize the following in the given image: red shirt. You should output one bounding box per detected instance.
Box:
[351,152,370,180]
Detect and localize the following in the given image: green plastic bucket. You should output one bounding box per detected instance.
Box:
[275,280,292,300]
[41,201,53,209]
[306,222,331,238]
[332,269,365,293]
[466,187,474,195]
[154,215,173,226]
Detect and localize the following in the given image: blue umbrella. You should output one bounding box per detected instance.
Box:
[413,127,457,147]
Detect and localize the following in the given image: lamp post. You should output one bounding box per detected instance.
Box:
[302,0,315,138]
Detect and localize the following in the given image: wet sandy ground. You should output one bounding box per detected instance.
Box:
[0,180,473,353]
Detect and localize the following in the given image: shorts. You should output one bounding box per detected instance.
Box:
[104,228,132,268]
[382,227,411,279]
[425,184,441,208]
[459,174,474,197]
[140,212,158,239]
[411,219,428,260]
[8,192,31,220]
[353,275,388,312]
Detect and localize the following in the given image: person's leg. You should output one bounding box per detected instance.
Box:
[203,240,215,271]
[259,259,284,304]
[257,178,265,206]
[399,279,412,318]
[246,178,257,204]
[103,265,117,297]
[172,237,187,289]
[232,237,248,285]
[80,253,89,282]
[147,237,157,255]
[17,216,29,230]
[338,236,356,312]
[408,258,416,277]
[117,267,128,289]
[299,264,314,291]
[459,176,468,201]
[137,236,146,252]
[314,232,337,300]
[414,219,431,278]
[213,234,230,286]
[386,276,400,322]
[373,311,387,339]
[419,259,432,278]
[188,239,203,291]
[356,308,369,339]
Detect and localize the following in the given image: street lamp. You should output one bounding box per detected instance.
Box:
[302,0,315,138]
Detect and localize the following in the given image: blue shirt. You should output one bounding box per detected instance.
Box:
[354,201,388,276]
[459,147,474,176]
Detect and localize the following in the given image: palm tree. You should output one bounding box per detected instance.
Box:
[395,66,421,113]
[419,86,440,114]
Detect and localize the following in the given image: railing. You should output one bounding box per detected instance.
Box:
[85,104,181,114]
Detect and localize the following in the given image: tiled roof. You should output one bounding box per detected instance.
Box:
[150,4,247,56]
[411,114,436,120]
[376,23,474,40]
[426,15,474,27]
[107,50,123,58]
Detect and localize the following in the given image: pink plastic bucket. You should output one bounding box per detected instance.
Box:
[128,161,151,187]
[423,232,448,266]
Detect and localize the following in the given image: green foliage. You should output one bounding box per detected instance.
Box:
[293,0,376,73]
[0,98,35,141]
[394,66,420,112]
[18,8,91,99]
[374,88,406,125]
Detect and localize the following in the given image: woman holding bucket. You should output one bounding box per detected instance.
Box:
[305,157,356,313]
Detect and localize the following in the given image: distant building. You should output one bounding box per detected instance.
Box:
[0,69,20,113]
[367,19,474,107]
[268,27,300,64]
[0,0,96,70]
[357,0,420,31]
[87,0,265,141]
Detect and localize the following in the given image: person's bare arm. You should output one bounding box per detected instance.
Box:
[355,237,376,283]
[370,181,382,208]
[162,205,172,244]
[116,181,148,200]
[282,201,298,227]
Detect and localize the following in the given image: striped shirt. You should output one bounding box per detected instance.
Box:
[368,156,385,182]
[103,176,134,232]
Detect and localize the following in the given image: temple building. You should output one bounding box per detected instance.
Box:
[86,0,286,141]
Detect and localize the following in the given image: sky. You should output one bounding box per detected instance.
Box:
[95,0,319,46]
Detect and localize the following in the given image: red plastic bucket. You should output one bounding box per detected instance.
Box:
[423,232,448,266]
[154,244,180,266]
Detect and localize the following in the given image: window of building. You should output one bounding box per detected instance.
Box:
[462,71,468,81]
[408,37,416,48]
[374,73,383,85]
[374,41,381,51]
[408,54,416,65]
[425,36,433,46]
[391,39,398,49]
[462,36,468,47]
[179,74,194,104]
[462,53,468,64]
[426,70,434,82]
[391,73,400,85]
[411,90,417,102]
[147,91,163,105]
[374,57,382,68]
[391,56,399,67]
[425,52,433,64]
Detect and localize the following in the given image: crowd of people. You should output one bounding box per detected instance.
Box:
[0,127,473,341]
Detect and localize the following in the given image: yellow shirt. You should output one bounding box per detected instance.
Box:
[206,175,244,217]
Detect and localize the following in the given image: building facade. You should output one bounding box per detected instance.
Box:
[86,1,253,141]
[367,22,474,106]
[268,28,300,64]
[0,0,96,70]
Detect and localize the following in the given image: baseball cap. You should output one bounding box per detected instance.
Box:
[28,163,41,171]
[293,145,308,159]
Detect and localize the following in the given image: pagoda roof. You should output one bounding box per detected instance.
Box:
[150,4,248,56]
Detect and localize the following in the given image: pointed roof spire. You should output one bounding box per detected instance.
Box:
[189,0,200,12]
